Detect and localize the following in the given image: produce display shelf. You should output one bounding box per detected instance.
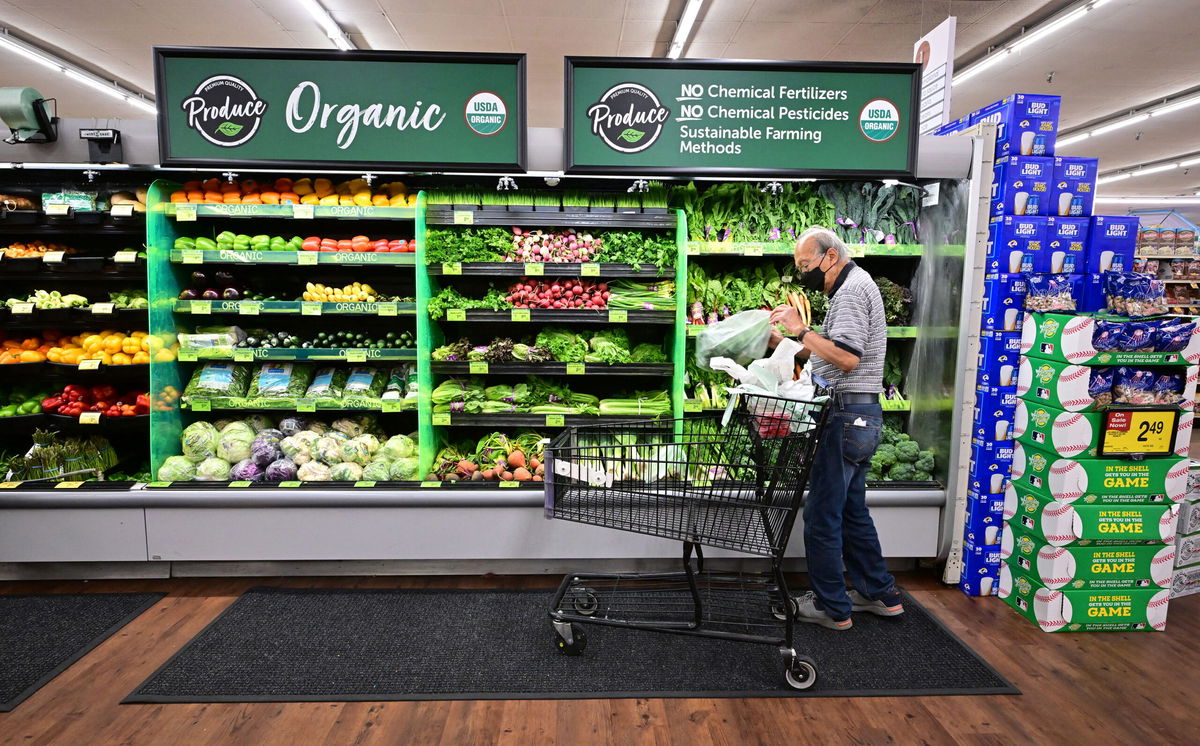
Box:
[1136,253,1200,260]
[431,362,673,377]
[1162,279,1200,284]
[0,210,146,234]
[169,249,416,266]
[685,324,918,338]
[165,203,416,221]
[0,308,147,326]
[425,208,676,229]
[431,413,666,428]
[0,266,146,281]
[182,397,416,413]
[179,347,418,362]
[443,309,675,325]
[138,480,542,491]
[685,241,931,257]
[683,397,910,412]
[427,261,671,278]
[173,299,416,316]
[0,480,140,492]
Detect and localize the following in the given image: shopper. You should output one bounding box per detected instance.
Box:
[768,227,904,630]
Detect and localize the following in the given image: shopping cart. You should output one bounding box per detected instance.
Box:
[544,391,830,689]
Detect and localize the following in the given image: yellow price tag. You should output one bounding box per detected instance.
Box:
[580,263,601,276]
[301,301,322,316]
[177,348,198,362]
[545,414,565,427]
[297,252,318,265]
[79,412,101,424]
[43,250,66,263]
[114,250,138,264]
[608,310,628,323]
[11,302,33,315]
[420,481,442,488]
[191,300,211,315]
[377,302,397,317]
[1102,410,1178,455]
[44,203,70,216]
[175,204,197,221]
[90,303,115,315]
[180,249,203,264]
[442,262,462,275]
[191,399,211,412]
[345,349,368,363]
[229,481,253,488]
[146,481,171,488]
[238,301,261,316]
[0,481,21,489]
[511,309,531,322]
[524,262,544,276]
[293,204,315,219]
[432,413,452,426]
[381,399,403,412]
[278,481,302,488]
[566,363,585,375]
[111,203,135,217]
[55,481,83,489]
[469,362,489,374]
[78,359,102,370]
[446,308,466,321]
[744,243,764,257]
[354,481,377,488]
[233,349,254,362]
[296,399,317,412]
[498,481,520,488]
[683,399,702,412]
[453,210,474,225]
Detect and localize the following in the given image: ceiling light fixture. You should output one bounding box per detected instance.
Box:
[953,0,1112,86]
[1129,163,1181,178]
[0,29,156,115]
[666,0,705,59]
[1096,173,1132,185]
[1096,150,1200,183]
[297,0,356,51]
[1057,94,1200,148]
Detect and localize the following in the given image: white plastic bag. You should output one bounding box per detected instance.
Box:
[694,310,771,368]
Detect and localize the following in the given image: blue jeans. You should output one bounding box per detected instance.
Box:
[802,401,895,620]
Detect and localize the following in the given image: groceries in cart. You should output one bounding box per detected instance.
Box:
[694,309,772,367]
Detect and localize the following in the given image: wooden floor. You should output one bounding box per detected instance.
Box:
[0,571,1196,746]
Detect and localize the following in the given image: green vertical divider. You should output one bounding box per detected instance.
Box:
[672,208,687,431]
[147,180,185,474]
[414,191,435,478]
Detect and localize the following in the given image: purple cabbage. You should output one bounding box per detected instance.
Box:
[277,417,310,437]
[265,458,297,482]
[230,459,263,482]
[250,436,283,467]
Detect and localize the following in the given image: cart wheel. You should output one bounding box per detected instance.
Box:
[770,598,797,621]
[572,589,599,616]
[554,624,587,656]
[785,656,818,690]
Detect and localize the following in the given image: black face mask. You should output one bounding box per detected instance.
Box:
[799,252,832,292]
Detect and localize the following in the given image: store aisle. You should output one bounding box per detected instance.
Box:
[0,571,1196,745]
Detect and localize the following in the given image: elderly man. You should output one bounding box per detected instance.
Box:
[768,226,903,630]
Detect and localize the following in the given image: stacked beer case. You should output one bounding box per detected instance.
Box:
[1171,463,1200,599]
[998,306,1197,630]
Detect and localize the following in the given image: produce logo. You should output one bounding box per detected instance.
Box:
[181,75,267,148]
[1041,319,1060,338]
[859,98,900,143]
[464,91,507,136]
[586,82,670,154]
[1032,409,1051,427]
[1021,494,1039,514]
[1017,535,1036,554]
[1016,577,1032,596]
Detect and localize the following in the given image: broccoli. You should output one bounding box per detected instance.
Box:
[881,425,905,446]
[915,450,935,473]
[873,444,898,469]
[890,463,916,481]
[912,470,933,482]
[895,440,920,463]
[867,470,883,482]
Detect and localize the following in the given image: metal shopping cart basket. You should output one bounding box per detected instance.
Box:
[544,391,830,689]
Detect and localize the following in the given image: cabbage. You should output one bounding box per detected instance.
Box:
[212,418,235,431]
[195,457,232,481]
[244,414,274,432]
[315,436,342,465]
[230,459,263,482]
[220,421,255,441]
[157,455,196,481]
[251,436,283,467]
[330,462,364,481]
[305,420,329,435]
[217,429,254,463]
[181,421,219,463]
[356,433,380,455]
[298,461,332,481]
[326,430,350,442]
[379,434,416,460]
[332,415,374,438]
[362,460,392,481]
[293,430,319,449]
[256,428,284,446]
[294,450,312,466]
[278,417,310,436]
[279,435,303,459]
[339,439,371,466]
[265,458,297,481]
[390,457,419,481]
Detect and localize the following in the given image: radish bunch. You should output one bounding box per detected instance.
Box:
[506,279,610,309]
[507,227,602,263]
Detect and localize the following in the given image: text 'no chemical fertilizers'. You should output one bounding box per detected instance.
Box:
[674,83,851,154]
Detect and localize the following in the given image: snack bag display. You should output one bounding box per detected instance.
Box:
[1024,274,1076,312]
[1089,366,1114,406]
[1111,366,1158,405]
[1104,273,1167,317]
[1154,320,1198,353]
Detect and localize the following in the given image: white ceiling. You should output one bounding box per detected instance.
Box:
[1,0,1198,216]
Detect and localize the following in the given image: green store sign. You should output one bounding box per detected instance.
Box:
[565,57,919,177]
[154,47,526,171]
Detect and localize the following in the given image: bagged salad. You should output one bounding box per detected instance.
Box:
[305,366,348,400]
[342,366,386,401]
[249,363,313,399]
[184,362,250,400]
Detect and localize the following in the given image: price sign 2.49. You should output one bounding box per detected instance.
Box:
[1100,408,1180,456]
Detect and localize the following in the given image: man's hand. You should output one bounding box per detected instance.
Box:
[770,305,807,336]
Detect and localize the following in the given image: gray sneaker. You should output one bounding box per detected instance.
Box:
[848,589,905,617]
[793,591,853,630]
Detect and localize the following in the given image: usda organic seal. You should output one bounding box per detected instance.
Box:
[465,91,507,136]
[859,98,900,143]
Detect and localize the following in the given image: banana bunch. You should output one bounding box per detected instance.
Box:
[291,178,414,207]
[302,282,380,302]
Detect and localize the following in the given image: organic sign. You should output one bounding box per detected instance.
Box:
[155,47,525,171]
[566,57,919,177]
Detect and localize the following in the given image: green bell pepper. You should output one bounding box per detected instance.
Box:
[269,237,287,251]
[195,236,218,252]
[0,405,17,417]
[19,400,40,414]
[174,236,196,250]
[216,231,237,243]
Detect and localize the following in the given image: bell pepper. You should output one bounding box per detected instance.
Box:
[233,236,251,250]
[251,234,271,249]
[288,236,304,250]
[41,396,63,412]
[195,236,218,252]
[269,237,287,251]
[302,238,321,252]
[174,236,196,250]
[216,231,236,243]
[90,384,116,402]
